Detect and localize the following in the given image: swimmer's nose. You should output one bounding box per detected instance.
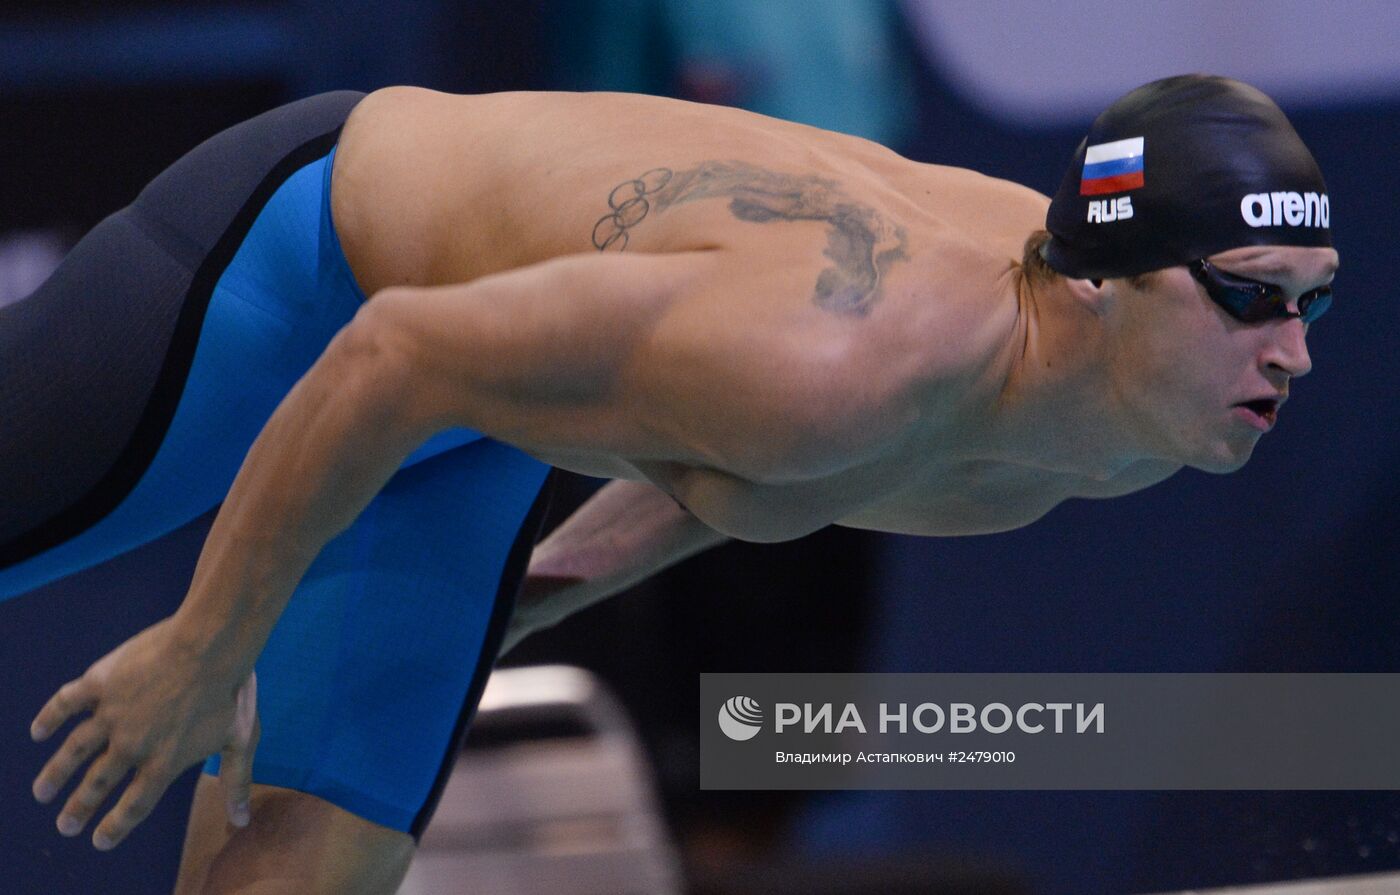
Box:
[1263,317,1312,379]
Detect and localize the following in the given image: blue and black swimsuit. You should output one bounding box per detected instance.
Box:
[0,91,553,838]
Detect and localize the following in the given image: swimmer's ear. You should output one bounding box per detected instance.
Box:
[1062,275,1113,317]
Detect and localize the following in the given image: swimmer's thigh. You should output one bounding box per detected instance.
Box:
[175,777,413,895]
[176,440,552,894]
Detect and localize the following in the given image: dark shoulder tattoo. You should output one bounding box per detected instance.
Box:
[591,160,908,316]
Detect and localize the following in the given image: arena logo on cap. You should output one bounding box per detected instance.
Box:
[1079,136,1145,196]
[1240,191,1329,229]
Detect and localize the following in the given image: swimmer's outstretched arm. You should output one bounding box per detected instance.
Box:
[504,479,729,653]
[30,249,869,849]
[184,248,853,652]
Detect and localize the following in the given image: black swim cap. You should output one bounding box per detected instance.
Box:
[1041,74,1332,280]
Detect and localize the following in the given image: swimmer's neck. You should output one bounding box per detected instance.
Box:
[967,268,1163,482]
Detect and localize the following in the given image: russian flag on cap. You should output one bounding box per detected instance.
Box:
[1080,137,1145,196]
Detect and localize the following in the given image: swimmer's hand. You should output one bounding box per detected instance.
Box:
[28,617,260,851]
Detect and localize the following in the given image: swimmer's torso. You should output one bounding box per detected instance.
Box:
[330,87,1165,539]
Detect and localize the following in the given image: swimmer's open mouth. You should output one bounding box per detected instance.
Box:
[1236,398,1280,425]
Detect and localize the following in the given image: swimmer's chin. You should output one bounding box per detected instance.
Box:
[1185,439,1258,475]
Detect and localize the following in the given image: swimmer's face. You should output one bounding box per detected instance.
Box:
[1110,244,1339,472]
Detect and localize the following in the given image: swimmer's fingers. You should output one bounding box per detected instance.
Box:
[30,675,98,743]
[219,672,259,828]
[55,748,130,839]
[32,717,106,805]
[91,762,172,851]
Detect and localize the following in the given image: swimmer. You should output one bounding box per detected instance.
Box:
[11,74,1336,893]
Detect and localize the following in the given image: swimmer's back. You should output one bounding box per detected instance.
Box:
[330,87,1050,297]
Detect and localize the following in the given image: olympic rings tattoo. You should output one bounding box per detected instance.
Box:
[591,168,674,252]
